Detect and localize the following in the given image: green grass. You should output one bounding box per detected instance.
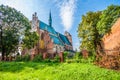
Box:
[0,62,120,80]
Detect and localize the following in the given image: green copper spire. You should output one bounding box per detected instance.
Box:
[49,11,52,27]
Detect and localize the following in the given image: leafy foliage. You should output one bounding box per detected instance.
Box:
[32,54,43,62]
[23,31,39,49]
[15,54,30,62]
[73,52,81,60]
[78,11,101,54]
[0,5,31,58]
[97,5,120,36]
[0,5,39,60]
[63,51,69,61]
[78,5,120,56]
[53,55,60,63]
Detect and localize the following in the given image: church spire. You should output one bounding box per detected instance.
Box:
[49,11,52,27]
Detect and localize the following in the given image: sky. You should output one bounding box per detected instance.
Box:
[0,0,120,51]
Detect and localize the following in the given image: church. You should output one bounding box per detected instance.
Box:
[30,12,73,57]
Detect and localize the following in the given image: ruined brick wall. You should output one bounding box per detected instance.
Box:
[102,18,120,51]
[98,18,120,69]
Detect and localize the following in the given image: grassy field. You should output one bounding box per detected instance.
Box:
[0,62,120,80]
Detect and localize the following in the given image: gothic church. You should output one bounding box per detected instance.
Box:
[31,12,73,56]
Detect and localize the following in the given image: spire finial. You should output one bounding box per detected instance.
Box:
[49,10,52,27]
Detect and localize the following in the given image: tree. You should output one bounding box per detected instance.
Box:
[23,31,39,49]
[78,11,101,55]
[97,5,120,37]
[78,5,120,59]
[0,5,31,60]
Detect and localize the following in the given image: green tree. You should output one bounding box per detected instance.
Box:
[0,5,31,60]
[78,11,101,55]
[97,5,120,37]
[23,31,39,49]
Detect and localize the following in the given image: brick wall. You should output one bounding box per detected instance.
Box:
[102,18,120,51]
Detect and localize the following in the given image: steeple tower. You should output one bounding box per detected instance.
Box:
[49,11,52,27]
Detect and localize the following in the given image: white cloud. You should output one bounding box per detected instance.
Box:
[55,0,77,31]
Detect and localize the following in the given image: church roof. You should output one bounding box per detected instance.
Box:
[39,21,57,35]
[57,33,71,46]
[39,20,71,46]
[39,21,63,46]
[49,34,64,46]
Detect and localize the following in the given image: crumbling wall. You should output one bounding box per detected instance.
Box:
[102,18,120,51]
[97,18,120,69]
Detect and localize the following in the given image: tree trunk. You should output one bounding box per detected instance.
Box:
[2,46,5,61]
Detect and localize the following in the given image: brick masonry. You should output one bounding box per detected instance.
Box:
[102,18,120,53]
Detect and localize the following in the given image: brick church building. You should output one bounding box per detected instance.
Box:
[28,12,73,57]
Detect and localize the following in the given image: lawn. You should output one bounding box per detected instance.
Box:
[0,62,120,80]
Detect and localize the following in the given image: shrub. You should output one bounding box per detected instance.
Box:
[74,52,81,60]
[43,59,51,63]
[53,55,60,63]
[32,54,43,62]
[15,55,22,61]
[22,54,30,61]
[63,51,69,61]
[15,53,30,62]
[65,52,95,63]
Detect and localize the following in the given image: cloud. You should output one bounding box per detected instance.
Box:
[55,0,77,31]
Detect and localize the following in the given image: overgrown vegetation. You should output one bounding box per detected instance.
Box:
[15,54,31,62]
[32,54,43,62]
[97,5,120,36]
[65,52,94,63]
[0,62,120,80]
[78,11,101,55]
[77,5,120,69]
[78,5,120,53]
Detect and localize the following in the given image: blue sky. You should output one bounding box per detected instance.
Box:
[0,0,120,50]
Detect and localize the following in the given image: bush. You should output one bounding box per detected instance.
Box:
[74,52,81,59]
[65,52,95,63]
[53,55,60,63]
[15,55,22,61]
[15,53,30,62]
[43,59,51,63]
[22,54,30,61]
[63,51,69,61]
[32,54,43,62]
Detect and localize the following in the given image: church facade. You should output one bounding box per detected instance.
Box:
[30,12,73,56]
